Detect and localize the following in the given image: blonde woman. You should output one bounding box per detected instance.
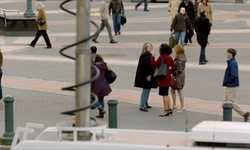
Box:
[171,45,187,113]
[134,43,157,112]
[168,0,181,21]
[29,2,52,48]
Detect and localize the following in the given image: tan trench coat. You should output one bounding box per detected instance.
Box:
[197,3,213,24]
[36,9,48,30]
[168,0,181,21]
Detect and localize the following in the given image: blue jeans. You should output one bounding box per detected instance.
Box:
[96,96,105,109]
[199,46,206,62]
[140,88,151,109]
[135,0,148,10]
[175,31,186,47]
[112,13,121,34]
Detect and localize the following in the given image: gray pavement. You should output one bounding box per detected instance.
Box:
[1,0,250,143]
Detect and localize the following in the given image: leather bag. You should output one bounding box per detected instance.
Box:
[169,33,177,48]
[105,67,117,84]
[154,57,167,79]
[38,15,46,25]
[172,76,182,90]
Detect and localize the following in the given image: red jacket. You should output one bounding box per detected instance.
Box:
[151,54,176,87]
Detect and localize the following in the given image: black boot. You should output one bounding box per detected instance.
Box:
[96,107,105,118]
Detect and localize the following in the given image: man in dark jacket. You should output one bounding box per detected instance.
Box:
[109,0,125,35]
[171,7,193,47]
[194,10,210,65]
[222,48,249,122]
[179,0,195,44]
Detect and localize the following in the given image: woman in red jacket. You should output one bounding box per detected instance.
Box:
[151,44,176,117]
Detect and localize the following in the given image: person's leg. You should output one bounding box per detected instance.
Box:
[116,13,121,34]
[180,31,186,47]
[103,20,115,41]
[92,21,104,41]
[184,30,189,44]
[41,30,52,47]
[140,88,150,110]
[96,96,105,118]
[30,30,42,46]
[177,89,185,112]
[199,46,205,63]
[144,0,149,11]
[135,0,143,8]
[112,14,118,34]
[171,88,177,110]
[0,69,3,110]
[174,32,180,45]
[225,87,245,116]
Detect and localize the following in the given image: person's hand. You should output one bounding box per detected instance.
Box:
[146,75,151,81]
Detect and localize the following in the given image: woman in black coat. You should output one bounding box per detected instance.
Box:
[134,43,157,112]
[194,10,211,65]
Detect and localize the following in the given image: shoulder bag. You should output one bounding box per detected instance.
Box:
[105,67,117,84]
[38,13,46,25]
[154,56,167,79]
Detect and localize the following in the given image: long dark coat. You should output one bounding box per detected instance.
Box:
[194,13,211,47]
[134,52,157,89]
[91,62,112,97]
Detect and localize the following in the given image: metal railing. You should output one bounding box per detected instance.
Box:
[0,8,19,27]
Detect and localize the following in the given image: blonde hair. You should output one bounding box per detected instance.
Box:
[35,2,45,11]
[141,42,152,54]
[174,45,185,58]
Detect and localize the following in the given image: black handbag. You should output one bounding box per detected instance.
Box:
[38,14,46,25]
[121,15,127,26]
[105,67,117,84]
[154,56,167,79]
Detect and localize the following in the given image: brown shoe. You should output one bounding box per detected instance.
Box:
[244,112,249,122]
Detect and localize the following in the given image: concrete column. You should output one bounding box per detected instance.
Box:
[107,99,118,128]
[24,0,35,18]
[222,101,233,121]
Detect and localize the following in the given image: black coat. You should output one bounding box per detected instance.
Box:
[194,14,211,47]
[134,52,157,89]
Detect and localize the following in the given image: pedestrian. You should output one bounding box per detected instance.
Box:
[91,54,112,118]
[92,1,117,44]
[170,45,187,113]
[109,0,125,35]
[28,2,52,49]
[0,49,3,110]
[197,0,212,44]
[134,43,157,112]
[170,7,193,47]
[192,0,200,19]
[151,43,176,117]
[168,0,181,21]
[222,48,249,122]
[194,10,210,65]
[178,0,195,44]
[135,0,150,12]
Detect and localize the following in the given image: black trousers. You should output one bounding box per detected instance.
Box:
[31,30,52,47]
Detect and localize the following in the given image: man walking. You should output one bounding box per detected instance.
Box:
[223,48,249,122]
[135,0,149,12]
[178,0,195,45]
[92,0,117,44]
[171,7,192,47]
[109,0,125,35]
[194,11,210,65]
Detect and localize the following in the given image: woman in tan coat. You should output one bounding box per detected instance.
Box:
[29,2,52,49]
[168,0,181,21]
[197,0,212,25]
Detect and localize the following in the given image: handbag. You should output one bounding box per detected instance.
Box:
[38,14,46,25]
[172,76,182,90]
[169,33,177,48]
[121,15,127,26]
[105,67,117,84]
[154,56,167,79]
